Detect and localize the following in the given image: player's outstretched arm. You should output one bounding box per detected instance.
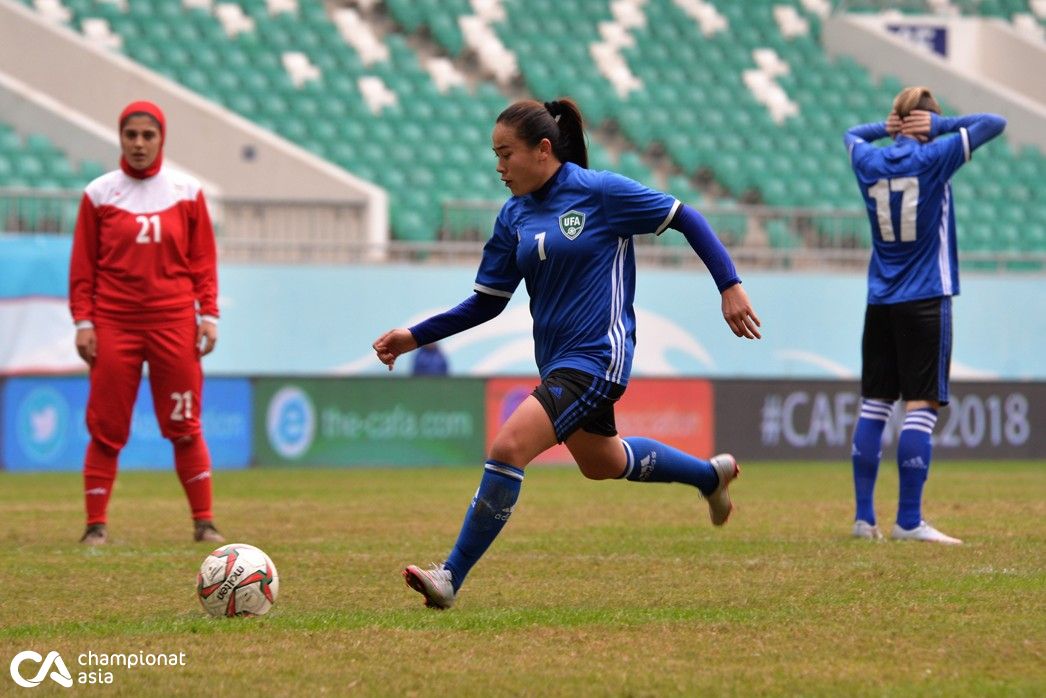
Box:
[721,284,762,340]
[665,205,759,339]
[668,205,740,291]
[373,292,510,371]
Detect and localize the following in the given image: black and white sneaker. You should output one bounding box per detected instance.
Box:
[79,523,108,546]
[193,520,225,543]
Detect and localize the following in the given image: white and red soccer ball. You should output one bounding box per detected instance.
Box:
[197,543,279,617]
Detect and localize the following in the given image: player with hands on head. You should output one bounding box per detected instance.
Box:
[69,100,224,546]
[844,86,1006,544]
[373,97,761,609]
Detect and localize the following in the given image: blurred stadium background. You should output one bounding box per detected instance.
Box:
[1,6,1043,694]
[1,0,1043,262]
[0,0,1044,469]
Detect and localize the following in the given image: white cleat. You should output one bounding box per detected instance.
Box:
[852,520,884,540]
[403,563,457,609]
[705,454,740,526]
[891,521,963,545]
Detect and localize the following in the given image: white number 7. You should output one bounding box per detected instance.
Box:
[535,232,547,261]
[868,177,919,242]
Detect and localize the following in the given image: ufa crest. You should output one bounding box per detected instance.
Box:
[558,210,585,240]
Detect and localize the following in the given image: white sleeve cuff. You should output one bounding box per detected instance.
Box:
[473,284,513,299]
[200,315,219,325]
[654,199,681,236]
[75,320,94,330]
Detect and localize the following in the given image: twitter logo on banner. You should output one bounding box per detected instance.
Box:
[31,404,58,443]
[16,386,70,463]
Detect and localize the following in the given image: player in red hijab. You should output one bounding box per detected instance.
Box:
[69,100,224,545]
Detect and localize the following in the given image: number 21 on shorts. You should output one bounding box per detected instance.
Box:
[170,391,193,421]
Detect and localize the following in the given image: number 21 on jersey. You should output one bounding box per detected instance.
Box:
[868,177,919,242]
[136,214,161,244]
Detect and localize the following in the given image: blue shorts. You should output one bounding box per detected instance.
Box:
[532,369,626,443]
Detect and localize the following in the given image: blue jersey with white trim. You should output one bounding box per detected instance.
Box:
[475,162,679,385]
[848,132,970,304]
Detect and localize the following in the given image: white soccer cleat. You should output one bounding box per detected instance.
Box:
[705,454,740,526]
[852,520,884,540]
[403,563,457,609]
[891,521,963,545]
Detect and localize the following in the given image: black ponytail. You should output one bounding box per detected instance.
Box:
[497,98,588,168]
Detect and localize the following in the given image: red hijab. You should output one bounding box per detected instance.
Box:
[118,100,166,179]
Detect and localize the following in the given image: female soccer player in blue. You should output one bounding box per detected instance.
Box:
[845,87,1006,545]
[373,99,761,608]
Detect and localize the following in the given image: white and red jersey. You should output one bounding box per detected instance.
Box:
[69,165,219,328]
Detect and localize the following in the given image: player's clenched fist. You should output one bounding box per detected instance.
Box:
[372,328,418,370]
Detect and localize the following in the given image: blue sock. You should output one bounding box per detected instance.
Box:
[896,408,938,530]
[851,399,893,525]
[620,437,718,495]
[443,460,524,592]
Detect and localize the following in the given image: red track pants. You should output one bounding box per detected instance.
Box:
[82,321,214,525]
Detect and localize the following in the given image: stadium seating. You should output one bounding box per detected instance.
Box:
[27,0,698,243]
[386,0,1043,252]
[10,0,1045,256]
[0,119,106,233]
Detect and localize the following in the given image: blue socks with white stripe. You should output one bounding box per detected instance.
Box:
[896,408,938,530]
[620,436,719,495]
[852,399,893,525]
[443,460,524,593]
[852,401,939,529]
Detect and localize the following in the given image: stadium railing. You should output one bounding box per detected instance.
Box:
[3,189,1041,271]
[0,188,370,263]
[441,199,1046,271]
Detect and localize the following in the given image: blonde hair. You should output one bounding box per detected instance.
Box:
[893,86,941,118]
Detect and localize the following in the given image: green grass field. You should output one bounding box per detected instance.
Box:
[1,462,1043,696]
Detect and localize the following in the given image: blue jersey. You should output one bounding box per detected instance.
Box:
[848,131,970,304]
[475,162,679,385]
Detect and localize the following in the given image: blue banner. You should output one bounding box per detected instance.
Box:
[886,23,948,57]
[3,236,1044,379]
[0,376,252,472]
[0,233,70,298]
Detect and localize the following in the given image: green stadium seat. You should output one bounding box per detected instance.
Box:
[79,161,106,181]
[18,0,1029,251]
[766,219,802,249]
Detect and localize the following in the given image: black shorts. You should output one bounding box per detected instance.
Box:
[861,297,952,405]
[532,369,626,443]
